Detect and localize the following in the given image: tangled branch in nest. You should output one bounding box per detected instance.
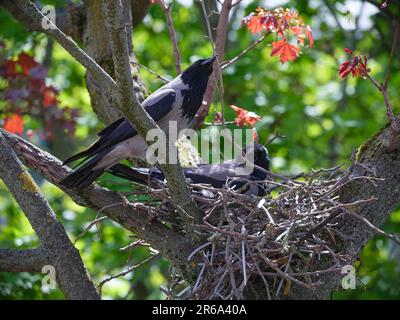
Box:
[107,160,400,300]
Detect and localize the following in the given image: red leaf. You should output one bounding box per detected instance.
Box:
[252,127,259,143]
[2,60,18,78]
[229,105,261,127]
[247,16,263,35]
[3,114,24,135]
[306,26,313,48]
[43,86,58,106]
[344,48,353,53]
[271,39,300,63]
[338,60,351,78]
[338,55,368,79]
[291,26,302,36]
[18,52,39,76]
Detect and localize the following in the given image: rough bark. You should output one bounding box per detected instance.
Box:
[0,0,85,40]
[1,129,198,281]
[103,0,203,233]
[0,132,100,300]
[0,248,47,272]
[286,120,400,299]
[83,0,147,124]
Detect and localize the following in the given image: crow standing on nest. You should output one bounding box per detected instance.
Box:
[61,57,215,189]
[108,144,270,196]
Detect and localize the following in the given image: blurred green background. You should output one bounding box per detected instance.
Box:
[0,0,399,299]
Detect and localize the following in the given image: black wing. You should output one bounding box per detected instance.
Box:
[63,89,176,165]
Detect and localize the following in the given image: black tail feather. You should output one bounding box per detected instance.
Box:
[62,139,105,166]
[63,117,135,166]
[61,166,104,189]
[61,153,106,189]
[107,164,150,185]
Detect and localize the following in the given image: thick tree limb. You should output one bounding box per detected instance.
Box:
[0,248,47,273]
[84,0,147,124]
[285,118,400,299]
[103,0,202,231]
[0,0,85,40]
[1,129,198,281]
[0,132,100,300]
[11,0,117,97]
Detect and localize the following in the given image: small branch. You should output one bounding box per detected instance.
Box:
[362,18,400,151]
[131,61,170,83]
[346,210,400,245]
[157,0,181,74]
[366,73,398,151]
[98,253,160,295]
[193,0,232,129]
[383,18,400,89]
[74,215,108,244]
[221,32,270,70]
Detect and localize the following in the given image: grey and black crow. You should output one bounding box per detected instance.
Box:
[107,144,270,196]
[61,57,215,189]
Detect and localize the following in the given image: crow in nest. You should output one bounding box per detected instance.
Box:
[107,144,270,197]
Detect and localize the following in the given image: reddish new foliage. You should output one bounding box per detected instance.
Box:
[3,114,24,135]
[229,105,261,127]
[271,39,300,63]
[247,16,264,35]
[0,48,79,139]
[18,52,39,76]
[242,7,313,64]
[338,49,369,79]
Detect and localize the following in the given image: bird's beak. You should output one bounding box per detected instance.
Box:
[201,56,216,65]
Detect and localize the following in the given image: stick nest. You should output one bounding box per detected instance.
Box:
[150,162,383,300]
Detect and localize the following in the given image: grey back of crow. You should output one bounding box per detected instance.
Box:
[61,57,215,189]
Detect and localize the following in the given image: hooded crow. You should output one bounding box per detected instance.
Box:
[61,57,215,189]
[107,144,270,196]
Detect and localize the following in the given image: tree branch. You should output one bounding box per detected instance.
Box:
[8,0,202,233]
[157,0,182,74]
[0,0,85,41]
[1,129,198,281]
[10,0,117,96]
[0,132,100,299]
[103,0,202,233]
[0,248,47,273]
[286,116,400,299]
[193,0,232,129]
[84,0,148,124]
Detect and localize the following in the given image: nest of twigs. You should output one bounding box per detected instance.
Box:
[121,161,395,300]
[161,162,386,300]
